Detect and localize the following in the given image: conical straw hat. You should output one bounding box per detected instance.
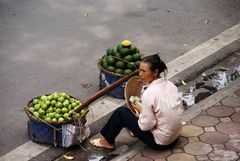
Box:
[124,76,143,115]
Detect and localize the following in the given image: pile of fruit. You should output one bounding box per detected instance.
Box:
[27,92,85,124]
[100,40,143,75]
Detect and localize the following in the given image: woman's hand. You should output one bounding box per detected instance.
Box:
[131,99,142,115]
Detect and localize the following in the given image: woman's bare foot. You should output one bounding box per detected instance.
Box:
[89,138,115,149]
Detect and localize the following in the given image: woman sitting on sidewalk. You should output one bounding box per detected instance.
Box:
[90,54,182,149]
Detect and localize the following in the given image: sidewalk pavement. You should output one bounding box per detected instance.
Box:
[121,86,240,161]
[54,78,240,161]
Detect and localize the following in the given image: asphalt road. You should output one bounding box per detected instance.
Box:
[0,0,240,156]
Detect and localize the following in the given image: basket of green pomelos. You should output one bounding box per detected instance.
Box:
[99,40,144,99]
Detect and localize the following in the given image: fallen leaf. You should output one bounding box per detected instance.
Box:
[215,67,227,72]
[81,83,91,88]
[204,20,209,24]
[201,73,207,77]
[182,121,186,125]
[181,80,187,86]
[63,155,74,160]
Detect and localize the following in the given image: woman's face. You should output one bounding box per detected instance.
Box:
[139,62,157,84]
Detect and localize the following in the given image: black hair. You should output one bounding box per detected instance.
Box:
[141,53,168,77]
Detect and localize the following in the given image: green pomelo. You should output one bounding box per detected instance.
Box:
[62,107,68,113]
[48,112,55,119]
[55,102,63,108]
[33,111,39,118]
[55,113,61,119]
[47,95,53,101]
[126,63,136,70]
[115,68,123,74]
[115,61,125,69]
[58,117,64,122]
[107,66,116,72]
[57,96,65,103]
[102,62,108,70]
[135,61,141,68]
[117,44,123,52]
[34,104,41,111]
[115,52,122,58]
[55,108,62,114]
[130,45,137,54]
[123,69,133,75]
[119,48,130,57]
[106,56,115,66]
[123,55,134,62]
[33,99,39,105]
[51,100,56,106]
[132,53,141,61]
[52,118,57,122]
[40,95,47,101]
[44,117,51,122]
[107,48,114,56]
[112,48,117,55]
[29,107,35,112]
[47,107,53,113]
[63,101,69,107]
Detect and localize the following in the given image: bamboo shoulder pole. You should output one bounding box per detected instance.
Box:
[74,70,139,113]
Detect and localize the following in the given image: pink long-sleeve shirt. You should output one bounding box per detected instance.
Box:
[138,78,182,145]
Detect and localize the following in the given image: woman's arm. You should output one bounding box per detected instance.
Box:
[133,93,157,131]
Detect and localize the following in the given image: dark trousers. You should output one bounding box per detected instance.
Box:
[100,106,173,149]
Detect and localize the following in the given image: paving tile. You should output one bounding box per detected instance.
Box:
[235,107,240,112]
[181,125,204,137]
[214,102,222,106]
[191,115,219,127]
[154,159,166,161]
[195,155,209,161]
[198,110,208,116]
[188,137,200,143]
[167,153,196,161]
[225,139,240,152]
[212,144,226,150]
[128,156,153,161]
[199,131,229,144]
[207,106,235,117]
[185,121,192,125]
[231,111,240,123]
[235,89,240,97]
[173,137,188,148]
[142,147,171,160]
[204,127,216,132]
[208,149,239,161]
[220,117,232,122]
[215,122,240,135]
[229,134,240,139]
[184,142,212,155]
[221,96,240,107]
[172,148,184,153]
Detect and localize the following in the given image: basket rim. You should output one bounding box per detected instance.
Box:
[98,58,139,77]
[98,59,125,77]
